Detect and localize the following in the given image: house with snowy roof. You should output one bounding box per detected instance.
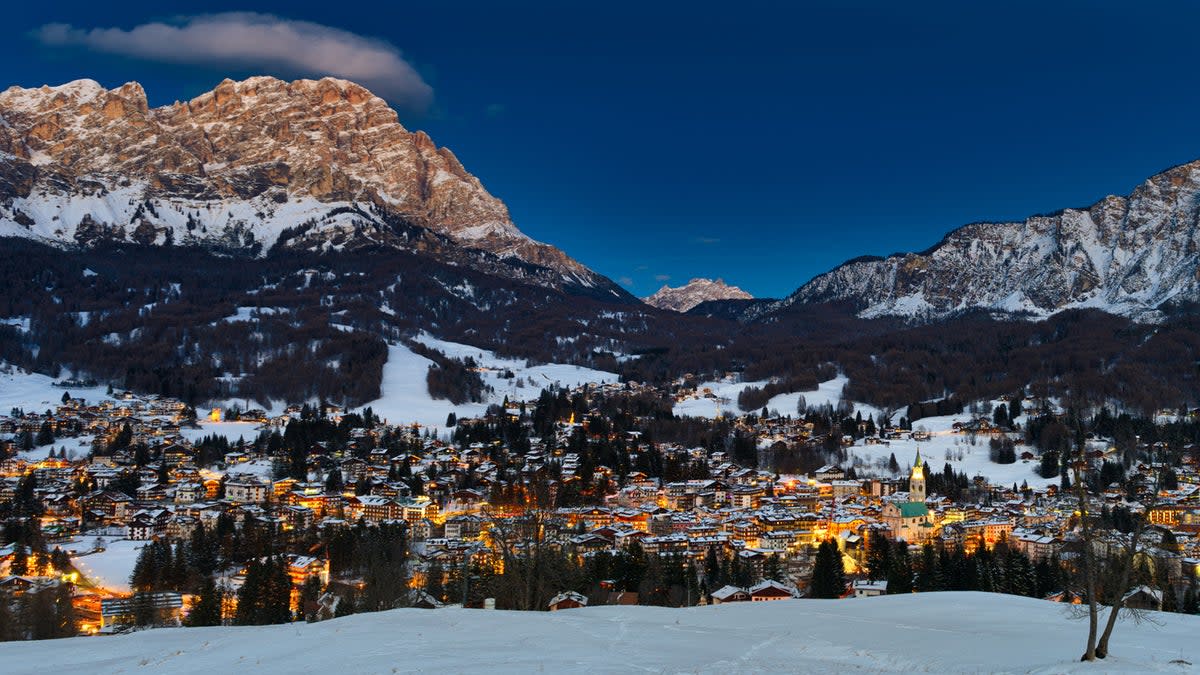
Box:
[548,590,588,611]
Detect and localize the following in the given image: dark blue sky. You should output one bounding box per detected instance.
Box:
[5,1,1200,298]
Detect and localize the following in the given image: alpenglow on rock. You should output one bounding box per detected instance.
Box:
[644,278,753,312]
[0,77,620,296]
[774,159,1200,322]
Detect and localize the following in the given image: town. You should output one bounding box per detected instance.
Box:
[1,369,1198,638]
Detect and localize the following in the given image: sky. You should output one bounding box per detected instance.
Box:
[5,1,1200,298]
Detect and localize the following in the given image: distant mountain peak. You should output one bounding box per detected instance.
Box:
[644,278,752,312]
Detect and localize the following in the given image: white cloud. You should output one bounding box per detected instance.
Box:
[654,274,671,282]
[35,13,432,110]
[617,276,634,287]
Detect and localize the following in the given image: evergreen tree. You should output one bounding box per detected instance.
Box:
[334,592,357,617]
[186,577,223,627]
[865,531,891,581]
[10,546,28,576]
[915,543,940,592]
[234,560,263,626]
[51,584,77,637]
[1183,586,1199,615]
[763,554,782,582]
[35,421,54,447]
[0,591,15,641]
[424,560,445,602]
[325,469,344,493]
[298,576,322,622]
[131,591,159,627]
[704,546,722,588]
[810,540,846,598]
[887,541,913,594]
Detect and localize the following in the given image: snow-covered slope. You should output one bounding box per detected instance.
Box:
[0,77,623,297]
[366,335,618,432]
[770,158,1200,322]
[1,593,1194,673]
[643,278,752,312]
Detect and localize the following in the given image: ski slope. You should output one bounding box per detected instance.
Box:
[366,335,618,433]
[0,592,1194,673]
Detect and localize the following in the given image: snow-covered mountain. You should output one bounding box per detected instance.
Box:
[644,278,752,312]
[0,593,1194,674]
[770,159,1200,322]
[0,77,624,298]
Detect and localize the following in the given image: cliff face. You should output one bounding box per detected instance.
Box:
[0,77,620,296]
[771,160,1200,322]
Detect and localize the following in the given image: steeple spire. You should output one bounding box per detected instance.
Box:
[910,447,926,503]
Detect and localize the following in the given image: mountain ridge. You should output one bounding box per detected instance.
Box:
[758,157,1200,323]
[0,76,628,300]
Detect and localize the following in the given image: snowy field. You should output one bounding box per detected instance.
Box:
[0,592,1195,673]
[203,458,275,481]
[673,377,769,418]
[764,374,884,419]
[673,375,878,420]
[843,407,1058,488]
[0,365,111,414]
[65,536,145,594]
[674,372,1054,488]
[180,421,264,443]
[366,335,618,432]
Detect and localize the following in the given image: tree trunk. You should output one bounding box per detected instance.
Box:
[1095,518,1147,659]
[1074,460,1098,661]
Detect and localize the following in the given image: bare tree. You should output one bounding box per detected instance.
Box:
[1071,434,1099,662]
[482,480,576,611]
[1073,429,1166,661]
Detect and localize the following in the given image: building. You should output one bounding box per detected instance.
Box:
[710,585,750,604]
[882,451,933,543]
[547,591,588,611]
[852,580,888,597]
[749,579,796,601]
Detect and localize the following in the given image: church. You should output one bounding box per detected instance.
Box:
[882,450,933,543]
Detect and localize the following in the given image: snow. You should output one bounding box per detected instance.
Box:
[204,458,275,481]
[67,536,145,594]
[366,336,618,433]
[0,592,1195,673]
[221,306,288,323]
[0,364,111,413]
[673,377,769,418]
[763,375,867,416]
[17,437,93,462]
[842,406,1057,488]
[0,181,376,256]
[180,421,263,443]
[0,316,30,333]
[674,375,879,420]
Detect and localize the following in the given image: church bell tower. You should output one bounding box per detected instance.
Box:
[910,449,926,503]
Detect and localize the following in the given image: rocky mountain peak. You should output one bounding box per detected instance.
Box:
[0,76,617,296]
[768,158,1200,323]
[644,278,753,312]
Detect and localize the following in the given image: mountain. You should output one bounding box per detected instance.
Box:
[643,278,752,312]
[0,593,1194,673]
[767,159,1200,322]
[0,77,626,299]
